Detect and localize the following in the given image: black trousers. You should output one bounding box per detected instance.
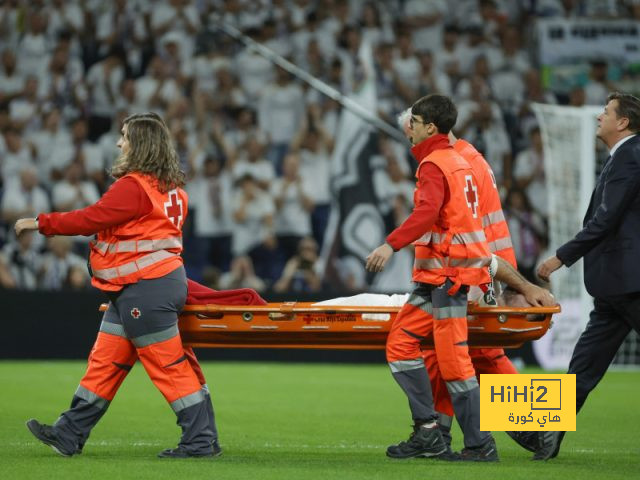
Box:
[569,292,640,413]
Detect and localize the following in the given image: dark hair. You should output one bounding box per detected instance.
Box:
[411,94,457,134]
[607,92,640,133]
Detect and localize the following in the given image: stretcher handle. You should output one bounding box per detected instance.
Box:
[99,302,560,314]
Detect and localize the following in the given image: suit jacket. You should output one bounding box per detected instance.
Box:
[556,134,640,297]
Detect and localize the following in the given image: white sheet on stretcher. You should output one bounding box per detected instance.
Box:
[312,287,487,321]
[313,294,408,321]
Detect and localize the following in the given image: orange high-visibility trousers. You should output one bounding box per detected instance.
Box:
[422,347,518,417]
[386,289,475,383]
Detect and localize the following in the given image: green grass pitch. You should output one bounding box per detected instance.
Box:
[1,361,638,480]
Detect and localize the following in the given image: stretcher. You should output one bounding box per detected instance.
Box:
[99,302,560,350]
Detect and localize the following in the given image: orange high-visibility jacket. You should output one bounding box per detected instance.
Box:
[89,172,188,291]
[454,139,517,268]
[412,148,492,291]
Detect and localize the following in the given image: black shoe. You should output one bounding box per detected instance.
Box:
[459,437,499,462]
[158,440,222,459]
[386,425,447,459]
[506,431,538,452]
[533,431,564,461]
[430,446,461,462]
[26,419,75,457]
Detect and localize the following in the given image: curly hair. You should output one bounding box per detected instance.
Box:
[111,113,185,192]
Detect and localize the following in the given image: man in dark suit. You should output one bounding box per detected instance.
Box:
[535,92,640,460]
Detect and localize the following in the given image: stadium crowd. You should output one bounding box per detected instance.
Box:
[1,0,639,293]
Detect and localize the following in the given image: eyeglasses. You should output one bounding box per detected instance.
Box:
[410,116,428,128]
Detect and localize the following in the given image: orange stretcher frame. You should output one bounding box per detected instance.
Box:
[99,302,561,350]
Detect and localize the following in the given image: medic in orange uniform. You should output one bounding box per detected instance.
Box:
[367,95,497,462]
[16,114,219,459]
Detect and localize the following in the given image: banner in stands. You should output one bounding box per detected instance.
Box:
[537,19,640,66]
[319,40,413,293]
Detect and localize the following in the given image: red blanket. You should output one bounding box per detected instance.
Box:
[186,279,268,306]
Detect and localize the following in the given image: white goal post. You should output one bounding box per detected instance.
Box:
[531,103,597,370]
[531,103,640,368]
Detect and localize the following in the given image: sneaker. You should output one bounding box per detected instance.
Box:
[506,431,538,452]
[386,425,448,459]
[459,437,499,462]
[158,440,222,459]
[532,431,564,461]
[430,446,461,462]
[26,419,75,457]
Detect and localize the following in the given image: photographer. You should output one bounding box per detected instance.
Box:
[273,236,321,293]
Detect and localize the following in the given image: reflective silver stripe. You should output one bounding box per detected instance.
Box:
[488,236,513,252]
[75,384,109,410]
[432,233,446,244]
[451,230,486,245]
[437,413,453,429]
[389,359,425,373]
[170,389,205,413]
[407,294,432,314]
[416,232,432,244]
[414,258,445,270]
[433,305,468,320]
[449,257,491,268]
[131,324,179,348]
[97,237,182,253]
[92,250,178,280]
[446,377,479,394]
[93,237,182,254]
[99,321,127,338]
[415,256,491,270]
[482,209,505,228]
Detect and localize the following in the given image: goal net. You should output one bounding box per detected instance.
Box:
[530,104,618,368]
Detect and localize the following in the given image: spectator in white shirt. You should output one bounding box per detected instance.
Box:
[42,45,85,122]
[392,31,421,93]
[9,76,44,134]
[514,126,548,218]
[134,55,182,116]
[0,49,24,104]
[85,45,127,140]
[51,161,100,213]
[1,165,50,252]
[15,11,50,78]
[1,165,50,227]
[416,50,452,98]
[258,66,306,172]
[290,105,334,248]
[39,235,89,290]
[232,137,276,191]
[26,108,73,186]
[1,127,34,183]
[95,0,148,74]
[234,41,275,102]
[231,173,278,282]
[403,0,448,52]
[150,0,200,62]
[49,117,105,190]
[271,152,314,262]
[0,230,41,290]
[188,154,234,275]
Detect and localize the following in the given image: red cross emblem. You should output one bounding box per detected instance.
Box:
[131,308,141,319]
[164,189,183,227]
[464,175,479,218]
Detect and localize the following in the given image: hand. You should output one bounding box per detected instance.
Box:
[537,255,563,283]
[365,243,394,272]
[521,284,556,307]
[15,218,38,236]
